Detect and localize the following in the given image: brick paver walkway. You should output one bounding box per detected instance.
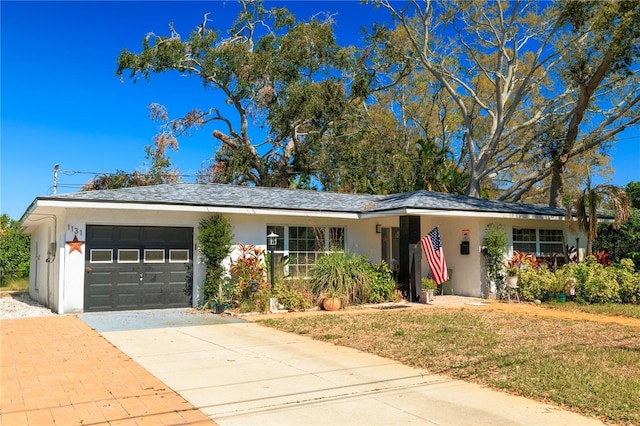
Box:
[1,316,214,425]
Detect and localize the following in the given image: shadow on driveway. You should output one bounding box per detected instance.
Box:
[79,308,245,332]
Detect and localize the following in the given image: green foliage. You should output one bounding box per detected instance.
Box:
[229,243,269,306]
[0,214,30,285]
[515,257,640,305]
[82,134,179,191]
[616,259,640,304]
[572,259,621,304]
[117,0,374,190]
[310,251,397,307]
[365,261,399,303]
[421,277,437,291]
[626,181,640,209]
[517,267,554,302]
[197,215,233,304]
[274,279,314,311]
[481,224,507,295]
[594,209,640,265]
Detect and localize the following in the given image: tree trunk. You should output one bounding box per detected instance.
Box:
[548,157,567,208]
[465,175,481,198]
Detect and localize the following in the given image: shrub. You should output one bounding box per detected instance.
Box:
[275,279,314,311]
[481,223,508,295]
[197,215,233,306]
[517,266,554,301]
[311,252,398,307]
[573,258,621,304]
[617,259,640,304]
[519,257,640,305]
[364,261,399,303]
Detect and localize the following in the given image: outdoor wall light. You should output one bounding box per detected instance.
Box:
[376,224,382,233]
[267,232,279,294]
[267,232,279,249]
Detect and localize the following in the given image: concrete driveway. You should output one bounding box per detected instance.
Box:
[80,308,604,426]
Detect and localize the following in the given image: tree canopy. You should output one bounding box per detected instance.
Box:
[108,0,639,206]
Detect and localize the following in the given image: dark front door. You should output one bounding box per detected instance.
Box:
[84,225,193,312]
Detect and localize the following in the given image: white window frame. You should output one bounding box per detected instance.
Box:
[267,225,346,278]
[169,249,189,263]
[90,249,113,264]
[512,228,564,257]
[144,249,165,264]
[117,249,140,264]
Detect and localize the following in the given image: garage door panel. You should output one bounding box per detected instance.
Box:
[85,295,113,311]
[85,226,193,312]
[117,227,143,245]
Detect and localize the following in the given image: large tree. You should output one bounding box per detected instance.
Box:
[117,0,403,189]
[371,0,569,198]
[370,0,640,205]
[546,0,640,207]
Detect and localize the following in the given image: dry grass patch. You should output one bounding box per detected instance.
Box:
[544,301,640,319]
[259,308,640,425]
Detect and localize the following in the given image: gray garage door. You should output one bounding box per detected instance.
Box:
[84,225,193,312]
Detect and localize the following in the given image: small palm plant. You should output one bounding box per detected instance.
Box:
[567,175,631,256]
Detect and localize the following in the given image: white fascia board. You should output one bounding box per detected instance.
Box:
[35,200,360,220]
[362,208,567,221]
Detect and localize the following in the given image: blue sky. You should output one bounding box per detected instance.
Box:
[2,1,639,221]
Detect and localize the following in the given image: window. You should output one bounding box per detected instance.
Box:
[539,229,564,256]
[144,249,165,263]
[512,229,537,253]
[513,228,564,256]
[118,249,139,263]
[90,249,113,263]
[169,249,189,263]
[267,225,345,278]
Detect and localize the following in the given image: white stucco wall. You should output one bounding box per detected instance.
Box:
[25,200,587,311]
[418,216,483,297]
[27,213,65,312]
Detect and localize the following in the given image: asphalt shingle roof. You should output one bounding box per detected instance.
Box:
[38,183,569,217]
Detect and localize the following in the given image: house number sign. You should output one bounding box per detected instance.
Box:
[66,224,85,255]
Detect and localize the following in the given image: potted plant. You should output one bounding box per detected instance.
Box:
[420,277,437,304]
[547,276,569,302]
[505,250,531,289]
[505,267,519,288]
[311,251,369,310]
[321,289,342,311]
[208,276,235,314]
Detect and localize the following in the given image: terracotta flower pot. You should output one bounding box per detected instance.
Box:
[322,297,341,311]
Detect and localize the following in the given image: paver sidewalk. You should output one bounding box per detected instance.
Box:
[1,316,214,426]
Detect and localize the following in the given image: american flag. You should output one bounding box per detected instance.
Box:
[420,227,449,285]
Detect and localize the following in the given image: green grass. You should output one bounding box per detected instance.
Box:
[259,309,640,425]
[544,301,640,319]
[0,277,29,291]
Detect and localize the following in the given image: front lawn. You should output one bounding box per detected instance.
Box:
[259,308,640,425]
[544,300,640,319]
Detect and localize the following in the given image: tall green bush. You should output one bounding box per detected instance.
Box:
[0,214,30,285]
[481,223,508,296]
[197,215,233,306]
[310,252,397,307]
[594,209,640,266]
